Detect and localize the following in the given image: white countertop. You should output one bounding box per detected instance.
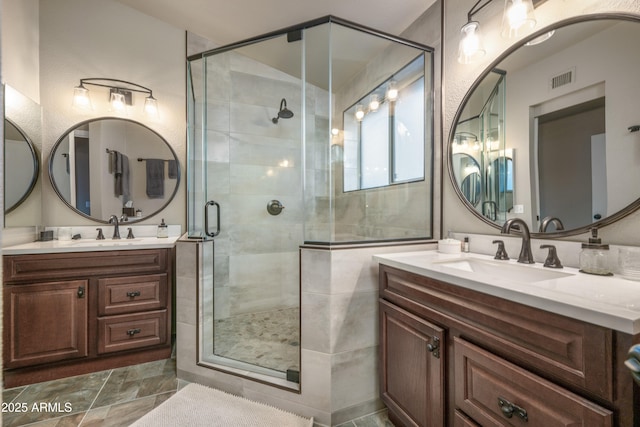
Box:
[374,250,640,335]
[3,235,180,255]
[3,225,181,255]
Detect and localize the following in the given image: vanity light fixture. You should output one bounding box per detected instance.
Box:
[72,78,159,118]
[501,0,536,38]
[355,104,365,121]
[457,0,539,64]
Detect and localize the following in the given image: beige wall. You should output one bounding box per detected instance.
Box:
[1,0,187,230]
[443,0,640,245]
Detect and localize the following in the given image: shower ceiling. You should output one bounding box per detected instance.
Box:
[115,0,437,46]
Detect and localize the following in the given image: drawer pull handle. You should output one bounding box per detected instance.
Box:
[127,328,142,336]
[77,286,85,298]
[427,336,440,358]
[127,291,141,298]
[498,397,528,422]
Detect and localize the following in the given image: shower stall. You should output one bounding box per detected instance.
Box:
[186,16,433,390]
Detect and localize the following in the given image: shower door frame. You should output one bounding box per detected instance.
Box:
[187,15,434,392]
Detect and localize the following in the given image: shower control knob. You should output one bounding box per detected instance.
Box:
[267,200,285,216]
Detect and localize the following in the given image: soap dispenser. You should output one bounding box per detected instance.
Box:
[579,228,612,276]
[157,218,169,238]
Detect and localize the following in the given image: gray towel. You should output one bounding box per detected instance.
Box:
[146,159,165,198]
[121,155,130,203]
[168,160,178,179]
[114,152,131,202]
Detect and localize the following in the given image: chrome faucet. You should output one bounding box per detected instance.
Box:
[108,215,121,239]
[539,216,565,233]
[501,218,534,264]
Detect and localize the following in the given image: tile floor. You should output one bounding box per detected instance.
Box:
[2,359,179,427]
[2,358,393,427]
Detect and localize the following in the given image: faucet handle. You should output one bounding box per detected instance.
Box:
[540,244,563,269]
[127,228,135,239]
[492,240,509,260]
[96,228,105,240]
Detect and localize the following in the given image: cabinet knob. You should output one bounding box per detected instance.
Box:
[497,397,528,422]
[77,286,85,298]
[427,336,440,358]
[127,328,142,336]
[126,291,141,298]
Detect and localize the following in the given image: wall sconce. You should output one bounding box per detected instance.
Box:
[72,78,159,118]
[355,104,365,121]
[458,0,538,64]
[501,0,536,38]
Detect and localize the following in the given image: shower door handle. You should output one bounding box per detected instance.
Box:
[205,200,221,237]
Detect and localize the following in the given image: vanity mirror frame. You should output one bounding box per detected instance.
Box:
[4,118,40,214]
[448,13,640,238]
[48,117,180,224]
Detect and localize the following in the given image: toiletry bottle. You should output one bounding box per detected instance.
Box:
[157,218,169,238]
[463,237,470,253]
[579,228,611,275]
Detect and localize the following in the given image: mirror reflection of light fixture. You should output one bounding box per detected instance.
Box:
[355,104,365,121]
[72,78,159,118]
[386,81,398,101]
[525,30,555,46]
[458,0,538,64]
[369,94,380,112]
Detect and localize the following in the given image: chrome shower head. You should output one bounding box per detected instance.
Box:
[272,98,294,124]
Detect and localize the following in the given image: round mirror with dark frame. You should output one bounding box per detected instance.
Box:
[48,117,180,224]
[449,14,640,238]
[5,118,40,214]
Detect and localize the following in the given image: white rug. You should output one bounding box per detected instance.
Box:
[130,383,314,427]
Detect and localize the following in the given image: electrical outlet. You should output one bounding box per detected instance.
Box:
[513,204,524,214]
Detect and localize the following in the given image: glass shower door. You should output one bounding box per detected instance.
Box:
[187,33,303,389]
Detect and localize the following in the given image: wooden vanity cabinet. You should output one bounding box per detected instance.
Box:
[379,264,638,427]
[3,248,173,387]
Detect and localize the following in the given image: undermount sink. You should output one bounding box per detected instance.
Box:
[435,257,573,284]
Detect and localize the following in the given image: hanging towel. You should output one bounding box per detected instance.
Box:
[146,159,165,198]
[114,151,123,196]
[114,151,131,202]
[168,160,178,179]
[121,154,130,203]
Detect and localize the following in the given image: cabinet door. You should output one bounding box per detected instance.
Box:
[4,280,88,369]
[380,299,445,427]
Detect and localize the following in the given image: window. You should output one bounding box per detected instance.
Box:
[343,54,425,192]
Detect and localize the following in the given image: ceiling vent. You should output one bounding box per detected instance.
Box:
[549,68,575,90]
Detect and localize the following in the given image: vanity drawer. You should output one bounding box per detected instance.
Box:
[98,274,167,316]
[3,249,168,283]
[454,337,612,427]
[380,265,613,400]
[97,310,167,354]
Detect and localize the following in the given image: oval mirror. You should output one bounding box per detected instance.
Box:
[449,15,640,237]
[5,118,40,214]
[49,118,180,223]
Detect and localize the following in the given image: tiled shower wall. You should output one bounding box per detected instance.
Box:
[198,49,315,319]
